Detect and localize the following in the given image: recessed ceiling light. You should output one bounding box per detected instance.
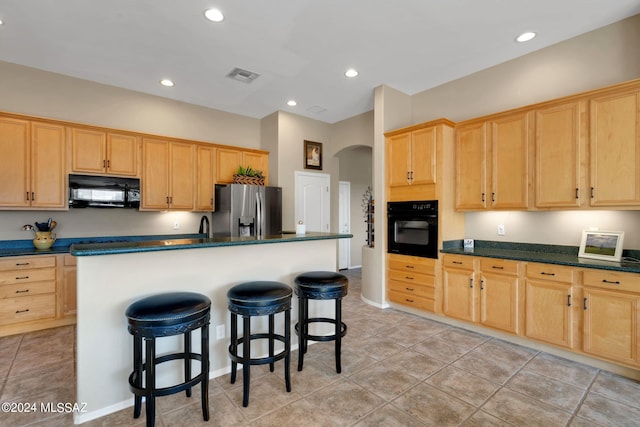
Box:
[0,20,4,25]
[516,32,536,43]
[204,8,224,22]
[345,69,359,78]
[160,79,174,87]
[287,100,297,107]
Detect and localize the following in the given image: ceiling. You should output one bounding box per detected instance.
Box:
[1,1,640,124]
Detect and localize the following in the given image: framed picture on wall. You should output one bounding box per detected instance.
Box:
[578,230,625,262]
[304,140,322,170]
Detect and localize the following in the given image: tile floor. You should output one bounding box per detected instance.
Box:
[2,268,640,426]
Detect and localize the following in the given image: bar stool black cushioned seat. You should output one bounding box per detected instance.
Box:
[227,281,292,407]
[125,292,211,427]
[294,271,348,373]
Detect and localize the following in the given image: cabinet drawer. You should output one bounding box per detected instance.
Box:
[0,268,56,285]
[526,263,575,283]
[0,256,56,271]
[388,289,434,312]
[443,255,475,270]
[388,270,435,287]
[388,279,435,299]
[0,281,55,299]
[0,294,56,326]
[583,270,640,294]
[388,254,435,275]
[480,258,519,275]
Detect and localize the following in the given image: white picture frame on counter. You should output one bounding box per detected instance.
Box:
[578,230,625,262]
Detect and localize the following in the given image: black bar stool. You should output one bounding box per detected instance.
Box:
[227,281,292,407]
[125,292,211,427]
[294,271,348,373]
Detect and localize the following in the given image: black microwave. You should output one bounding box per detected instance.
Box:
[387,200,438,258]
[69,174,140,208]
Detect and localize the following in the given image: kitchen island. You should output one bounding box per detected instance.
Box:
[71,232,351,424]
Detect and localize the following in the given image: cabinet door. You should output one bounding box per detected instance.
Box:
[490,112,530,209]
[196,145,215,211]
[443,268,476,322]
[242,151,269,184]
[30,122,66,208]
[535,101,585,208]
[455,122,488,210]
[589,90,640,206]
[216,148,243,183]
[141,138,170,209]
[62,255,77,317]
[71,128,106,174]
[386,133,411,187]
[411,127,436,185]
[169,142,195,210]
[525,280,574,348]
[0,117,30,207]
[583,287,639,366]
[479,272,519,334]
[107,133,139,176]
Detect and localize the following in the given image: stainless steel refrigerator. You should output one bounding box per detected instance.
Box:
[212,184,282,237]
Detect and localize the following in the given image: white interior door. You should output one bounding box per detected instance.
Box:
[295,171,330,232]
[338,181,350,270]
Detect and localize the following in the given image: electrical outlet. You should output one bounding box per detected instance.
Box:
[497,224,505,236]
[216,324,225,340]
[173,221,180,230]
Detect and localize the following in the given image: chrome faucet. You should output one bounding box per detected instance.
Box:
[198,215,210,237]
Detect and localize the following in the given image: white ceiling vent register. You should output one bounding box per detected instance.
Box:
[226,67,260,83]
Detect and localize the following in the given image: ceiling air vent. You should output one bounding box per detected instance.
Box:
[226,67,260,83]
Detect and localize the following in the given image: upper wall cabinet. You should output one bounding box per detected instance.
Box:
[141,138,195,211]
[386,127,436,188]
[455,111,532,210]
[589,87,640,206]
[0,117,66,209]
[535,100,586,208]
[70,128,139,177]
[216,147,269,185]
[195,145,216,212]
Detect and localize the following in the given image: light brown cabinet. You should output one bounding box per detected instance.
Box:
[216,148,269,184]
[195,145,216,212]
[478,258,522,334]
[61,255,77,317]
[589,87,640,206]
[455,111,531,210]
[525,263,578,349]
[141,138,195,210]
[582,270,640,366]
[386,127,436,188]
[387,254,436,312]
[442,255,476,322]
[535,100,586,208]
[70,127,139,177]
[0,117,66,209]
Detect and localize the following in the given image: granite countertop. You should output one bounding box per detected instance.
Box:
[441,240,640,273]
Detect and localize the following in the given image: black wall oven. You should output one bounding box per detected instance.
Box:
[387,200,438,258]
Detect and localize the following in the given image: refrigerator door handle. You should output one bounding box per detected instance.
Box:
[256,191,263,236]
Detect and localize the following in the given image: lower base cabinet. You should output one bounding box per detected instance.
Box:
[0,255,76,337]
[387,254,436,312]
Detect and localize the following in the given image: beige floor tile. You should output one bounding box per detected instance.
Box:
[353,403,426,427]
[350,360,421,401]
[411,335,474,363]
[250,397,341,427]
[275,356,342,396]
[162,394,246,427]
[568,416,605,427]
[0,334,21,360]
[589,370,640,409]
[392,382,476,426]
[427,365,501,406]
[524,352,598,389]
[1,362,75,402]
[482,388,572,426]
[384,348,446,381]
[506,370,586,412]
[81,406,148,427]
[460,410,514,426]
[577,390,640,426]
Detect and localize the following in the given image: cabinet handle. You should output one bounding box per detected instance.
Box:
[481,193,485,203]
[15,262,30,266]
[16,309,30,314]
[15,276,29,280]
[452,261,462,265]
[602,279,620,285]
[405,276,414,280]
[405,287,414,292]
[491,193,495,202]
[590,187,594,199]
[469,278,473,288]
[405,298,414,303]
[541,272,555,276]
[107,159,111,169]
[491,266,504,270]
[480,279,485,290]
[31,192,35,201]
[15,289,30,293]
[26,192,30,201]
[405,265,415,269]
[575,188,579,199]
[583,297,587,310]
[103,159,106,168]
[567,294,571,307]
